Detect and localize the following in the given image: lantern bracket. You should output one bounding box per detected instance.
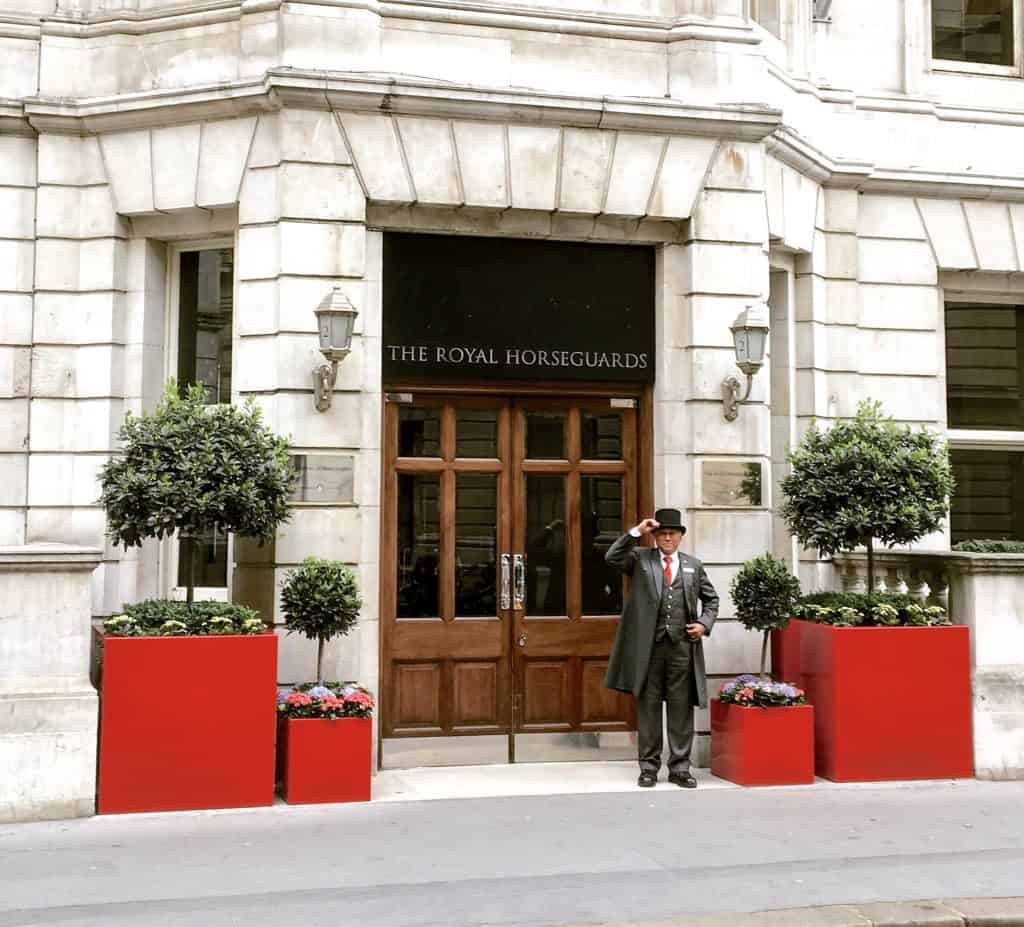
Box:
[721,373,754,422]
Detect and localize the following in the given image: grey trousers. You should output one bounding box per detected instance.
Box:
[637,633,694,775]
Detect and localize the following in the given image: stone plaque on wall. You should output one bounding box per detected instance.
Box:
[701,461,763,507]
[290,455,354,503]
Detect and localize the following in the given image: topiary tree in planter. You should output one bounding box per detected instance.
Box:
[731,554,802,678]
[281,557,363,684]
[780,400,954,594]
[99,382,297,606]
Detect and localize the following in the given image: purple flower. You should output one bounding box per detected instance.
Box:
[276,687,294,705]
[736,674,760,685]
[308,685,336,699]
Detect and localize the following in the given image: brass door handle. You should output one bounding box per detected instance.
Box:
[517,633,527,647]
[500,554,511,610]
[513,553,526,609]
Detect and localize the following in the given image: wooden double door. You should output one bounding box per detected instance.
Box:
[381,391,640,765]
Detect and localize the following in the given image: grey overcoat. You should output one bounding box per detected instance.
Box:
[602,533,720,707]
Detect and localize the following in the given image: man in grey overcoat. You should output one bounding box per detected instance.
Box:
[604,508,719,788]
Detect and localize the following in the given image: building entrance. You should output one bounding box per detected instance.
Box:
[380,390,641,767]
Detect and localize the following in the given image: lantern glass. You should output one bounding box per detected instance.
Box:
[746,328,767,365]
[316,308,356,354]
[734,330,751,367]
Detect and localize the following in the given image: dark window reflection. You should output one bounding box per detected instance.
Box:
[581,476,623,616]
[177,526,228,589]
[946,304,1023,430]
[525,475,566,615]
[399,407,442,457]
[397,473,441,618]
[581,413,623,460]
[951,449,1024,543]
[456,409,498,458]
[456,474,497,617]
[526,413,565,459]
[177,249,233,405]
[933,0,1014,66]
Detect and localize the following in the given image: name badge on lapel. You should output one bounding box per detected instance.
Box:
[683,567,695,574]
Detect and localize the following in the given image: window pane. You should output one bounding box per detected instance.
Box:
[177,527,228,588]
[934,0,1014,65]
[581,476,623,616]
[457,409,498,458]
[950,449,1024,543]
[526,412,565,459]
[581,413,623,460]
[525,475,566,615]
[398,407,441,457]
[397,474,441,618]
[177,249,233,404]
[945,304,1023,429]
[456,474,497,617]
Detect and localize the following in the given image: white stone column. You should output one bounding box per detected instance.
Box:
[947,554,1024,780]
[0,133,35,547]
[30,134,129,615]
[0,544,101,822]
[234,109,379,705]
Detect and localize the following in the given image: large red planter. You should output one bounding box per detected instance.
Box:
[279,717,372,804]
[98,634,278,813]
[770,622,804,688]
[710,700,815,786]
[798,620,973,781]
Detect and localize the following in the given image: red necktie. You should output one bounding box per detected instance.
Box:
[663,555,672,587]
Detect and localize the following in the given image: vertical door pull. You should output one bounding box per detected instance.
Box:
[500,554,511,609]
[513,553,526,609]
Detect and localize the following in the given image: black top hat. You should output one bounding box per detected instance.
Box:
[653,508,686,534]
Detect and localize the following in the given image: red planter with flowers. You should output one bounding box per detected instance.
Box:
[98,634,278,814]
[798,620,973,781]
[279,718,372,804]
[710,676,815,786]
[277,684,374,804]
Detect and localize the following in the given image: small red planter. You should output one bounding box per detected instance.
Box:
[279,717,372,804]
[710,700,815,786]
[798,620,973,782]
[98,634,278,813]
[771,622,804,689]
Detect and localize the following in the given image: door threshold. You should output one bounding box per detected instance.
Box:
[381,732,637,769]
[371,761,738,803]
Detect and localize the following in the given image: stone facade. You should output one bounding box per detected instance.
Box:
[3,0,1024,800]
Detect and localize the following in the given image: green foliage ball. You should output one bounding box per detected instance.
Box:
[281,557,362,644]
[730,554,802,634]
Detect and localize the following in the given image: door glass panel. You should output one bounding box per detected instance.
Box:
[581,476,624,615]
[525,475,566,616]
[456,473,498,616]
[177,526,228,588]
[398,407,441,457]
[177,248,233,405]
[526,412,566,459]
[457,409,498,458]
[581,413,623,460]
[397,473,441,618]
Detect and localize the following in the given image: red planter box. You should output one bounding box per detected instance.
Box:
[98,634,278,813]
[771,622,804,688]
[710,700,815,786]
[798,620,973,782]
[279,717,372,804]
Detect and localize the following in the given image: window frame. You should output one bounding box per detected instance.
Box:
[160,237,239,602]
[929,0,1023,78]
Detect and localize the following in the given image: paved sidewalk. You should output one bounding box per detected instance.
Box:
[2,772,1023,927]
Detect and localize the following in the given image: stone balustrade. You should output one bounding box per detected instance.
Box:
[834,550,952,612]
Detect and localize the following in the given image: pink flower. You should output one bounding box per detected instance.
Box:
[738,687,755,701]
[286,692,313,706]
[319,696,344,711]
[346,691,373,708]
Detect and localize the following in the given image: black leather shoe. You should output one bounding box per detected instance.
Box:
[637,772,657,788]
[668,771,697,789]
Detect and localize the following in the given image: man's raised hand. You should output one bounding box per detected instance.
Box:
[633,517,661,536]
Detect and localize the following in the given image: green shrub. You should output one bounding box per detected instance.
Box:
[730,554,802,677]
[281,558,362,684]
[795,591,950,627]
[953,539,1024,554]
[104,600,264,636]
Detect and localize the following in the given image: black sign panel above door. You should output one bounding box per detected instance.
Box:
[382,234,655,383]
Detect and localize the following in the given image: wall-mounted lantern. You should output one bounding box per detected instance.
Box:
[721,303,770,422]
[313,288,358,413]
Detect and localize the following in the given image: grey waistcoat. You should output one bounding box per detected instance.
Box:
[655,562,689,641]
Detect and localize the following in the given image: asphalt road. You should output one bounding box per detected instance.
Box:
[2,779,1023,927]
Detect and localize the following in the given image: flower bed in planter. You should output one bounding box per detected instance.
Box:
[277,684,374,804]
[798,620,973,781]
[98,630,278,814]
[710,676,814,786]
